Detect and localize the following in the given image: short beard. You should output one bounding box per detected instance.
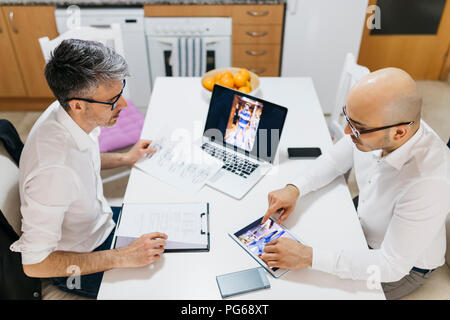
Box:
[85,104,118,128]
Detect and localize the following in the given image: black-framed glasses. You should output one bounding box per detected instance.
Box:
[342,105,414,139]
[66,79,126,111]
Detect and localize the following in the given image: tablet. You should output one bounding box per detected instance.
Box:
[228,216,302,278]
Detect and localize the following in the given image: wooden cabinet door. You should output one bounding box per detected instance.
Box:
[0,8,26,97]
[358,0,450,79]
[2,6,58,97]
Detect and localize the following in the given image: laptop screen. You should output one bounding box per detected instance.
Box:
[203,85,288,163]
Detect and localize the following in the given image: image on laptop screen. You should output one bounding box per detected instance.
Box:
[203,85,288,163]
[224,95,263,152]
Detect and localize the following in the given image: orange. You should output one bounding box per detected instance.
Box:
[238,86,251,94]
[233,72,247,88]
[246,80,252,91]
[202,77,215,91]
[214,72,222,83]
[221,71,233,79]
[239,68,251,81]
[218,76,234,88]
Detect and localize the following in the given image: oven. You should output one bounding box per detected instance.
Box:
[145,17,232,84]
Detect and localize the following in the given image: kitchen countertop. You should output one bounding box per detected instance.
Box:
[1,0,285,6]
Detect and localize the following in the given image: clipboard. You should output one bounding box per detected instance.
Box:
[111,202,210,252]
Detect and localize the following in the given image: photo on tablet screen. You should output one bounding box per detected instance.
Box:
[234,217,297,271]
[224,94,263,152]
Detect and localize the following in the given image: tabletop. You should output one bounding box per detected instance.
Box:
[98,77,386,300]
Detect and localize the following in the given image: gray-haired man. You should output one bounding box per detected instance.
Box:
[10,39,167,299]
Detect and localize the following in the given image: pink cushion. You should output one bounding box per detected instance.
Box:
[98,100,145,152]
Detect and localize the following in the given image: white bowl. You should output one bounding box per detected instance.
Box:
[201,67,261,102]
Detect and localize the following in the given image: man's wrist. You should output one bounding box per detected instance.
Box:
[305,246,313,268]
[111,248,125,269]
[122,152,133,167]
[286,184,300,197]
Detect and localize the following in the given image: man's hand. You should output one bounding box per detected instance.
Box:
[115,232,168,268]
[261,184,300,224]
[260,237,312,270]
[125,139,157,166]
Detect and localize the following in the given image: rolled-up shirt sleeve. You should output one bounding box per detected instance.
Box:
[312,178,450,282]
[291,135,354,196]
[10,166,79,265]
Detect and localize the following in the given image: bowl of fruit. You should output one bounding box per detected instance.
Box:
[201,67,261,101]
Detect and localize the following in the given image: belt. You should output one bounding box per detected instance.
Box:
[412,267,435,274]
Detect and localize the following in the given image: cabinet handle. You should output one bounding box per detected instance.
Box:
[245,50,267,56]
[249,67,266,74]
[91,24,111,29]
[245,31,268,37]
[9,11,18,34]
[247,10,269,17]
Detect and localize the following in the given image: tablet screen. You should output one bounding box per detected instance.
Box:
[234,217,297,271]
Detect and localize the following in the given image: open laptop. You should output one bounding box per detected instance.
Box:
[200,84,288,199]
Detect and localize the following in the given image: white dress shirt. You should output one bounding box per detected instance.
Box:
[10,102,115,265]
[292,121,450,282]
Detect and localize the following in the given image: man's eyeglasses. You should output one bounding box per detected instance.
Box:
[66,79,126,111]
[342,105,414,139]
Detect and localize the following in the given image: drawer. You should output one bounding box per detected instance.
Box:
[232,5,284,25]
[232,44,280,63]
[232,61,279,77]
[233,25,282,44]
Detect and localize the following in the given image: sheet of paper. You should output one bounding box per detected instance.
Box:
[116,203,207,247]
[135,135,223,194]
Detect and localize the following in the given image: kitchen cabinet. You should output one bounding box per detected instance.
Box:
[1,6,58,98]
[232,5,283,76]
[144,4,284,76]
[0,9,26,97]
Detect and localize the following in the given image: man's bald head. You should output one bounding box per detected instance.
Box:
[347,67,422,126]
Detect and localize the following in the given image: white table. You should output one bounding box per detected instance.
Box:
[98,77,385,300]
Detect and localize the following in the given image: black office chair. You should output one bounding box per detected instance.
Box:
[0,119,41,300]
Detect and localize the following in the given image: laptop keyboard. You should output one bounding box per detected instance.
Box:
[201,143,259,179]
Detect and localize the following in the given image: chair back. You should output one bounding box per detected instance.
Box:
[328,53,370,141]
[0,135,22,236]
[446,213,450,267]
[38,24,129,99]
[447,138,450,266]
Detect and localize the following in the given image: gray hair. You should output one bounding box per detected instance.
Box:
[44,39,129,111]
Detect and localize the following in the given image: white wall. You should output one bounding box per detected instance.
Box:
[281,0,368,114]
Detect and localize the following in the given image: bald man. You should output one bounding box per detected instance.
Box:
[260,68,450,299]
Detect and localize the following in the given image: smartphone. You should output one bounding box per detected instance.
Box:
[216,267,270,298]
[287,147,322,159]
